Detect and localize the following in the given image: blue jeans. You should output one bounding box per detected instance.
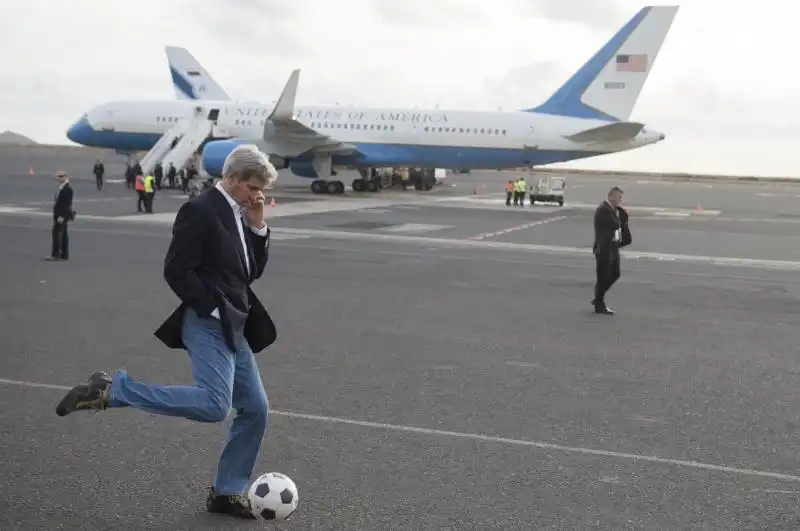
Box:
[107,307,269,495]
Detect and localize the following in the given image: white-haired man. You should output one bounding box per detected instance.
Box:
[55,145,280,519]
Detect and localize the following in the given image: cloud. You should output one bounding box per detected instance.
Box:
[514,0,634,29]
[185,0,311,59]
[370,0,486,27]
[482,61,567,110]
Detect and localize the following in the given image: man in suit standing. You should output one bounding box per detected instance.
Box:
[47,171,73,261]
[54,145,279,519]
[592,186,631,314]
[92,160,104,191]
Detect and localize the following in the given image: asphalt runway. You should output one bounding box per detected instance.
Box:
[3,149,800,529]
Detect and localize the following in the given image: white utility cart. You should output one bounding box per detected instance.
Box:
[529,175,566,206]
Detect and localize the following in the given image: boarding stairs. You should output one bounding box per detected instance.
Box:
[139,109,215,176]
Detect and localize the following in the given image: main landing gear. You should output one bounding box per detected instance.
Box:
[308,154,346,195]
[308,167,382,194]
[351,168,382,193]
[310,179,345,195]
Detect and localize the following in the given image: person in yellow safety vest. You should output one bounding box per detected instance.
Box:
[505,180,514,206]
[134,173,146,212]
[143,173,156,213]
[514,177,527,207]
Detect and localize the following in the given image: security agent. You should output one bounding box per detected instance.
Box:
[592,186,631,314]
[46,171,74,261]
[55,145,279,519]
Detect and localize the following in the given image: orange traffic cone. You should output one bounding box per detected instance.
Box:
[269,197,276,207]
[28,166,34,176]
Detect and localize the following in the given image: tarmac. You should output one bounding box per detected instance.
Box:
[3,149,800,529]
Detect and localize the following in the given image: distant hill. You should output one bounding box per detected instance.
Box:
[0,131,37,145]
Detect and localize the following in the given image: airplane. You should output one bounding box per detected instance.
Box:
[66,5,678,195]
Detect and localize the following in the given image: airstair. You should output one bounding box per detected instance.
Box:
[139,108,216,175]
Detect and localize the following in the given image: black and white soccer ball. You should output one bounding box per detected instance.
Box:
[247,472,299,521]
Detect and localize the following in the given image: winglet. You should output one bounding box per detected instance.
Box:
[268,69,300,122]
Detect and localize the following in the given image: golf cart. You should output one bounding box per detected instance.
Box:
[529,175,566,206]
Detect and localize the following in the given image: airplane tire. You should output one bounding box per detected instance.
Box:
[327,180,344,194]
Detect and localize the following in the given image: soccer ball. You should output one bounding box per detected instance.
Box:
[247,472,299,521]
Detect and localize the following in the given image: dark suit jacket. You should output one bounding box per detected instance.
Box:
[154,187,277,353]
[592,201,632,258]
[54,183,74,220]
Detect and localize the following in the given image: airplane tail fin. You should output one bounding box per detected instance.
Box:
[165,46,231,101]
[526,6,678,122]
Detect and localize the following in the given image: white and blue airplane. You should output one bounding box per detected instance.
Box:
[66,5,678,194]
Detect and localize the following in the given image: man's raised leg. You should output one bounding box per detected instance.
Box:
[55,308,234,422]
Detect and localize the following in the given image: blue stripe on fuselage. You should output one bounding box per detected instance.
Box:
[65,119,606,176]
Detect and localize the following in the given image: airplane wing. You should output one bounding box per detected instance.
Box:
[564,121,645,143]
[264,70,359,155]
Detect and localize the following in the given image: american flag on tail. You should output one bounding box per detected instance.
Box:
[615,54,648,72]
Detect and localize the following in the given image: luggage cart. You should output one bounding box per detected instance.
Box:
[529,175,565,206]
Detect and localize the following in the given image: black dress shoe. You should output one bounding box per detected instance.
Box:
[55,371,112,416]
[206,487,256,519]
[594,305,615,315]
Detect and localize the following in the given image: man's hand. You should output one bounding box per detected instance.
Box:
[246,192,266,229]
[56,217,64,224]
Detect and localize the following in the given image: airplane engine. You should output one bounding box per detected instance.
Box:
[269,155,290,170]
[288,160,323,178]
[201,139,248,177]
[201,139,289,177]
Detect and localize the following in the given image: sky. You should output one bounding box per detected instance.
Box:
[1,0,798,177]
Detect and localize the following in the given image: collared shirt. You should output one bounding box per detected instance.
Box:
[210,181,268,320]
[54,181,67,202]
[605,200,621,242]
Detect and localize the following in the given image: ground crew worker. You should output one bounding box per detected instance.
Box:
[517,177,527,207]
[505,180,514,206]
[512,179,520,206]
[144,173,156,213]
[135,173,146,212]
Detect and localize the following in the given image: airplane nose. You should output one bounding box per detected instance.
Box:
[66,115,92,144]
[658,132,665,141]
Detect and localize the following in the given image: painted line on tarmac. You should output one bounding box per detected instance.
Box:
[1,210,799,271]
[466,216,568,240]
[3,376,800,485]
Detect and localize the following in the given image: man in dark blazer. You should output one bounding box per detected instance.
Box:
[54,145,279,519]
[592,186,631,314]
[46,171,73,261]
